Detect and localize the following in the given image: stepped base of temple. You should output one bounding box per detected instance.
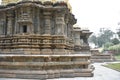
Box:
[0,54,94,79]
[91,50,114,63]
[91,54,114,62]
[0,69,93,79]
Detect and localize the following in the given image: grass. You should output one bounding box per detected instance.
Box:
[103,63,120,72]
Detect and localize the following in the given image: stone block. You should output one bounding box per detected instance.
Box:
[60,70,75,78]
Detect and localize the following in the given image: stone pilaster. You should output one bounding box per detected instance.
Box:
[70,24,74,39]
[43,11,51,35]
[37,8,41,34]
[73,27,82,52]
[64,15,69,37]
[7,14,13,35]
[53,11,67,54]
[0,16,5,35]
[41,11,52,54]
[67,23,71,38]
[74,32,81,45]
[14,10,18,34]
[68,15,76,39]
[55,12,65,35]
[16,8,22,34]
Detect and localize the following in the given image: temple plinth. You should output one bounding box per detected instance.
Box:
[0,0,94,79]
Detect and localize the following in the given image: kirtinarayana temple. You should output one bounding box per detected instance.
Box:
[0,0,94,79]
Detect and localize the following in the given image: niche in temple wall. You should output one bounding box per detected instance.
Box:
[17,7,31,22]
[16,6,34,34]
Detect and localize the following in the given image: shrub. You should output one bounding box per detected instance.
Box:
[107,44,120,55]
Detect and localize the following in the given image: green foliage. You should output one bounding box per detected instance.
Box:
[89,28,114,47]
[106,44,120,55]
[115,55,120,60]
[89,35,98,46]
[108,44,120,51]
[104,42,114,50]
[111,38,120,45]
[117,30,120,38]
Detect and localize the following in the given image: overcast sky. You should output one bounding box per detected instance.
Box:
[0,0,120,34]
[69,0,120,33]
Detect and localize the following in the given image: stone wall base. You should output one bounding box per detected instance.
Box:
[0,69,93,79]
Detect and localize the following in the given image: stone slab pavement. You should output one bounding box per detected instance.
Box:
[0,63,120,80]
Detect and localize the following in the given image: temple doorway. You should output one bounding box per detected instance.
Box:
[23,25,27,33]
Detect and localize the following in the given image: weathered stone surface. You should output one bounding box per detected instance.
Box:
[91,50,114,62]
[0,0,93,79]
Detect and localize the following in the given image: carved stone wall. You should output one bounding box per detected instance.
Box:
[0,1,94,79]
[0,1,76,54]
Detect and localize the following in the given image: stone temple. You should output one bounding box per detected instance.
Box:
[0,0,94,79]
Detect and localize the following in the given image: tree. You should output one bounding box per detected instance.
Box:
[103,42,114,50]
[89,35,98,46]
[89,28,114,47]
[117,32,120,38]
[111,38,120,45]
[117,29,120,38]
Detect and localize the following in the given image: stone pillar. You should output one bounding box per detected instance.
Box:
[64,16,69,37]
[37,8,41,34]
[67,23,71,38]
[16,8,22,34]
[7,14,13,35]
[74,29,80,46]
[53,11,67,54]
[0,15,6,35]
[43,11,51,35]
[14,10,18,34]
[68,17,76,39]
[41,11,52,54]
[55,12,65,35]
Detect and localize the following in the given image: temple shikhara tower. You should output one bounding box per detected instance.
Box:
[0,0,94,79]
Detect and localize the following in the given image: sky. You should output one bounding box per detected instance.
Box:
[69,0,120,34]
[0,0,120,34]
